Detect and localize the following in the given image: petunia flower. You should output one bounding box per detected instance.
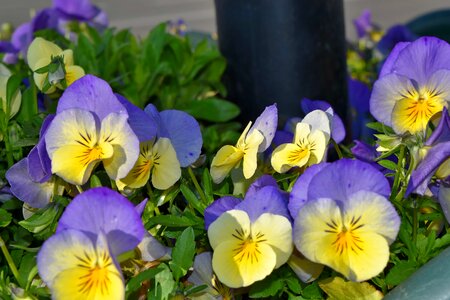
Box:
[370,37,450,135]
[271,110,329,173]
[205,181,292,288]
[27,37,85,93]
[38,187,145,299]
[292,159,400,282]
[44,76,139,186]
[210,104,277,183]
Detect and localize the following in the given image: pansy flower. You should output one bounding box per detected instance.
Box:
[406,108,450,196]
[205,178,292,288]
[27,37,85,93]
[370,37,450,135]
[292,159,400,282]
[210,104,277,183]
[44,75,139,185]
[117,104,201,190]
[271,110,329,173]
[38,187,145,299]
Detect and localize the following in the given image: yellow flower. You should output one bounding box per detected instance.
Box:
[27,37,85,93]
[210,122,264,183]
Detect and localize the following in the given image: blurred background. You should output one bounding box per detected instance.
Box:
[1,0,449,40]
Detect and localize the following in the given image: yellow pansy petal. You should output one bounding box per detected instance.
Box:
[236,121,252,148]
[212,239,276,288]
[251,213,293,268]
[436,158,450,178]
[210,145,243,184]
[242,129,264,179]
[27,37,62,70]
[392,95,445,134]
[100,113,139,180]
[307,129,327,165]
[51,144,102,185]
[344,191,400,244]
[151,138,181,190]
[271,143,311,173]
[65,65,85,86]
[61,49,74,66]
[293,122,311,144]
[117,142,153,189]
[208,210,251,249]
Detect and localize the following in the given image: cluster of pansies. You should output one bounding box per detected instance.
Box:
[0,2,449,299]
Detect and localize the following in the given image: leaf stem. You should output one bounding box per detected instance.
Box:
[188,167,208,204]
[0,236,21,286]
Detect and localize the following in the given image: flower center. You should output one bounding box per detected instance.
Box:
[231,228,267,264]
[325,216,365,256]
[393,88,445,134]
[75,249,119,296]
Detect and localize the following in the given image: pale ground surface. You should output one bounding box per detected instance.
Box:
[0,0,449,40]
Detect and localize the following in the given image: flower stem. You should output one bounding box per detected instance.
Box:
[3,126,14,168]
[0,236,21,286]
[390,145,405,201]
[188,167,208,204]
[331,139,343,159]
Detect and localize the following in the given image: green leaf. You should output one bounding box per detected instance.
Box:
[0,209,12,227]
[18,253,37,289]
[385,261,418,286]
[249,274,285,298]
[180,184,206,214]
[378,159,398,171]
[184,98,240,122]
[201,168,214,204]
[149,264,176,300]
[125,266,163,296]
[146,215,198,228]
[18,204,62,236]
[16,86,38,123]
[169,227,195,281]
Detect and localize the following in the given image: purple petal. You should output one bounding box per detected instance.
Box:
[426,108,450,146]
[236,186,290,222]
[57,75,127,120]
[3,53,18,65]
[353,9,372,38]
[11,23,32,54]
[283,117,301,133]
[56,187,145,256]
[249,104,278,152]
[381,37,450,85]
[379,42,410,78]
[160,110,202,167]
[53,0,99,20]
[31,8,59,32]
[91,9,109,29]
[6,158,53,208]
[0,42,17,53]
[246,175,278,199]
[28,115,54,183]
[289,163,330,219]
[438,185,450,224]
[138,232,171,262]
[351,140,379,162]
[307,159,391,202]
[144,104,168,137]
[273,130,294,147]
[348,78,370,114]
[204,196,240,230]
[406,142,450,196]
[377,25,417,55]
[116,94,156,142]
[135,199,148,216]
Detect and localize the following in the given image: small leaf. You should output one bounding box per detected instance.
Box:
[125,266,163,296]
[170,227,195,281]
[0,208,12,227]
[378,159,398,171]
[249,274,284,298]
[180,184,206,214]
[319,276,383,300]
[185,98,240,122]
[385,261,417,286]
[146,215,198,228]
